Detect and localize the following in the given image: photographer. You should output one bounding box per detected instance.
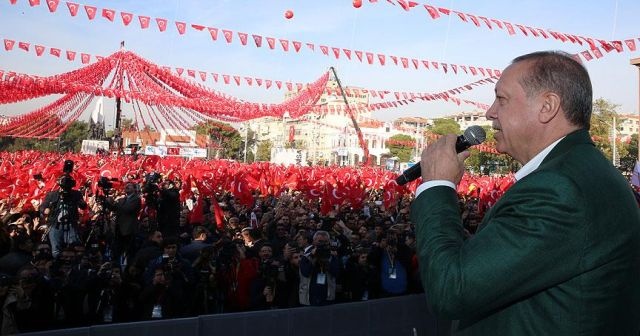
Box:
[190,246,218,315]
[299,230,340,306]
[107,182,141,266]
[369,230,412,298]
[157,179,180,238]
[40,161,87,258]
[251,243,286,310]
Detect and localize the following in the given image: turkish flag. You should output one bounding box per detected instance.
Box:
[306,43,314,51]
[222,29,233,43]
[581,50,593,61]
[233,76,240,86]
[102,8,115,22]
[265,80,272,89]
[191,24,205,31]
[84,5,97,20]
[255,78,262,86]
[121,12,133,26]
[156,18,168,32]
[238,32,248,45]
[252,34,262,47]
[424,4,439,19]
[320,45,329,55]
[355,50,363,62]
[66,2,79,16]
[245,77,253,86]
[35,45,45,56]
[377,54,385,65]
[187,69,196,78]
[625,39,637,52]
[208,27,218,40]
[223,74,230,84]
[293,41,302,52]
[50,47,61,57]
[199,71,207,81]
[280,39,290,52]
[18,42,29,52]
[212,198,225,230]
[29,0,40,6]
[175,21,186,35]
[390,55,398,65]
[332,47,340,59]
[3,39,15,51]
[276,81,282,89]
[139,15,150,29]
[504,22,515,35]
[267,37,276,49]
[366,52,374,64]
[81,53,90,64]
[46,0,59,12]
[212,73,218,82]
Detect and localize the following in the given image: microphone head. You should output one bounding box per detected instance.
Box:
[464,125,486,145]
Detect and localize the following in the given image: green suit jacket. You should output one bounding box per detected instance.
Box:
[411,129,640,335]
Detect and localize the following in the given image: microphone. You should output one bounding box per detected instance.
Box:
[395,125,486,186]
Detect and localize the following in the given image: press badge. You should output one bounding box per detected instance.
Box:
[388,268,397,279]
[316,272,327,285]
[152,304,163,318]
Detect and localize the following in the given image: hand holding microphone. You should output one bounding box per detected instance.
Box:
[395,126,486,186]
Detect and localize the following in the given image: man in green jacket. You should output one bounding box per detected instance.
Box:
[411,51,640,335]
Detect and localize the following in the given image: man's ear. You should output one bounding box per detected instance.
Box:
[539,92,561,124]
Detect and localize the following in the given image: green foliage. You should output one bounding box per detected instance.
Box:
[428,118,461,135]
[0,120,89,153]
[387,134,414,162]
[256,140,273,161]
[590,98,628,164]
[58,121,90,152]
[465,126,519,174]
[193,120,246,160]
[619,133,638,172]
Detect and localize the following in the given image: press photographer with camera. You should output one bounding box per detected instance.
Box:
[106,182,141,266]
[299,230,340,306]
[40,160,87,258]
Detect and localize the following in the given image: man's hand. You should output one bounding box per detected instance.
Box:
[420,134,470,185]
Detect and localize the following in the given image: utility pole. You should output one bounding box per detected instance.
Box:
[243,122,249,163]
[612,115,618,167]
[631,57,640,163]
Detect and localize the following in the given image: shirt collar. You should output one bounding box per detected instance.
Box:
[514,137,564,181]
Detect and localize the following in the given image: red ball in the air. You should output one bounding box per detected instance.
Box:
[285,10,294,19]
[353,0,362,8]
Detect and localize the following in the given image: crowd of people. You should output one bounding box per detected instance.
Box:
[0,165,458,334]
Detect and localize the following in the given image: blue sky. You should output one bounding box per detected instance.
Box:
[0,0,639,126]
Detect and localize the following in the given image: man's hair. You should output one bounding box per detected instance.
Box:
[192,225,208,239]
[313,230,330,241]
[512,51,592,129]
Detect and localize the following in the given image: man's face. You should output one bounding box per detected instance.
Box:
[164,244,178,258]
[313,235,329,247]
[486,61,541,164]
[259,246,272,260]
[125,184,135,195]
[151,231,163,245]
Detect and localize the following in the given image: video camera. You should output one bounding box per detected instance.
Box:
[58,160,76,193]
[97,176,114,192]
[142,172,162,209]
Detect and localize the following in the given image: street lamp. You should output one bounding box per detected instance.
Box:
[631,57,640,162]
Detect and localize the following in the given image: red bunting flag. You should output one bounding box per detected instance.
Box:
[276,80,282,89]
[424,5,439,19]
[222,74,230,84]
[46,0,59,12]
[504,22,515,35]
[156,18,168,32]
[581,50,593,61]
[255,78,262,86]
[34,45,44,56]
[267,37,276,49]
[222,29,233,43]
[377,54,386,65]
[431,61,439,69]
[390,55,398,65]
[598,40,614,53]
[176,68,184,76]
[280,39,290,51]
[252,34,262,47]
[66,2,79,16]
[320,45,329,55]
[455,11,467,22]
[245,77,253,86]
[199,71,207,81]
[29,0,40,6]
[121,12,133,26]
[491,19,503,29]
[401,57,409,68]
[366,52,374,64]
[102,8,115,22]
[187,69,195,78]
[50,47,61,57]
[293,41,302,52]
[81,53,90,64]
[208,27,218,40]
[438,7,450,15]
[478,68,486,76]
[175,21,187,35]
[238,32,248,45]
[84,5,97,20]
[265,79,272,89]
[343,48,352,59]
[412,58,419,69]
[3,39,15,51]
[355,50,363,62]
[625,39,637,52]
[332,47,340,59]
[515,24,528,36]
[468,14,480,27]
[286,82,293,91]
[592,48,603,59]
[139,15,150,29]
[611,40,623,52]
[469,66,477,75]
[527,27,539,37]
[18,41,30,52]
[9,0,17,4]
[538,29,548,38]
[306,43,315,51]
[479,16,491,29]
[233,76,240,86]
[66,50,76,61]
[191,24,205,31]
[212,73,218,82]
[421,60,430,69]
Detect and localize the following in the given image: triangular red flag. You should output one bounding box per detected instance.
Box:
[212,73,218,82]
[355,50,363,62]
[366,52,374,64]
[208,27,218,40]
[515,24,528,36]
[276,80,282,89]
[176,68,184,76]
[191,24,205,31]
[265,79,272,89]
[139,15,150,29]
[504,22,515,35]
[421,60,430,69]
[120,12,133,26]
[29,0,40,6]
[222,74,230,84]
[412,58,419,69]
[286,82,293,91]
[625,39,637,52]
[156,18,168,32]
[580,50,593,61]
[343,48,352,60]
[255,78,262,86]
[50,47,61,57]
[46,0,59,12]
[9,0,17,4]
[332,47,340,59]
[84,5,97,20]
[611,40,623,52]
[237,32,247,45]
[3,39,15,51]
[252,34,262,47]
[280,39,290,52]
[81,53,90,64]
[491,19,503,29]
[455,11,467,22]
[479,16,492,29]
[199,71,207,81]
[592,48,603,59]
[66,50,76,61]
[102,8,115,22]
[212,198,225,230]
[424,5,439,19]
[34,45,45,56]
[187,69,196,78]
[233,75,240,86]
[66,2,79,16]
[175,21,186,35]
[266,37,276,49]
[293,41,302,52]
[468,14,480,27]
[18,41,29,52]
[401,57,408,68]
[306,43,315,51]
[377,54,386,65]
[320,45,329,55]
[222,29,233,43]
[390,55,398,65]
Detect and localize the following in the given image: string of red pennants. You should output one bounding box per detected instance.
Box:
[1,36,496,113]
[9,0,636,66]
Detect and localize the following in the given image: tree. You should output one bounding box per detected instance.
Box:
[619,133,638,172]
[590,98,628,165]
[386,134,414,162]
[58,121,90,152]
[193,120,245,160]
[255,140,273,162]
[429,118,461,135]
